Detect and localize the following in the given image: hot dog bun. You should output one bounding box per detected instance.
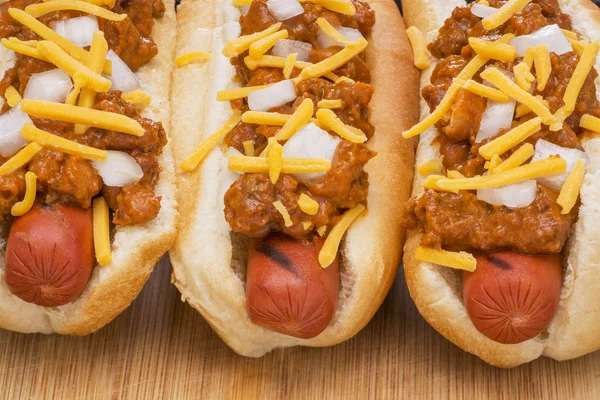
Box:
[403,0,600,367]
[0,0,178,334]
[169,0,418,356]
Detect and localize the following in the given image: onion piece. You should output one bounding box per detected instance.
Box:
[316,26,364,48]
[531,139,586,191]
[267,0,304,21]
[510,24,572,57]
[91,150,143,187]
[272,39,312,61]
[104,50,140,93]
[239,5,250,15]
[475,99,516,143]
[0,106,31,157]
[282,122,341,181]
[470,3,498,18]
[23,69,73,103]
[248,80,297,111]
[51,16,98,48]
[477,180,537,209]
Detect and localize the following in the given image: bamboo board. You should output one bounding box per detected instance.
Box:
[1,256,599,399]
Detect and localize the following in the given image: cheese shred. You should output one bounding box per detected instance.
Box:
[318,204,365,268]
[478,117,542,160]
[557,158,585,214]
[93,196,112,266]
[10,171,36,217]
[406,26,430,70]
[415,246,477,272]
[272,200,293,227]
[0,143,43,176]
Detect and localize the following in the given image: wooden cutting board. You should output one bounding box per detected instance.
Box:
[1,256,599,399]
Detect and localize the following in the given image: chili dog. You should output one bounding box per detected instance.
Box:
[403,0,600,366]
[0,0,176,334]
[169,0,418,356]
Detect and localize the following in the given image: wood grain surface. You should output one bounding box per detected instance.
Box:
[0,257,599,399]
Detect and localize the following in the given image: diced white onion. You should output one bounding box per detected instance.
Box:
[510,24,573,57]
[272,39,312,61]
[104,50,140,93]
[316,26,364,48]
[470,4,498,18]
[282,122,341,181]
[51,16,98,48]
[477,180,538,209]
[248,79,297,111]
[23,69,73,103]
[475,99,516,143]
[91,150,144,187]
[0,106,31,157]
[267,0,304,21]
[239,5,250,15]
[531,139,586,191]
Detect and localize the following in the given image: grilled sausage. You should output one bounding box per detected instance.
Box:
[4,203,95,307]
[246,234,339,338]
[463,251,563,344]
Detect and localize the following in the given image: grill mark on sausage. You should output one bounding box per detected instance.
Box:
[487,255,512,270]
[254,241,300,276]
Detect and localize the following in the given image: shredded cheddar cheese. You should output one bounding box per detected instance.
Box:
[302,221,312,230]
[11,171,36,217]
[300,0,355,15]
[468,37,517,62]
[335,76,354,85]
[179,111,242,171]
[21,124,108,161]
[1,38,46,61]
[481,0,532,30]
[242,140,255,156]
[249,29,289,59]
[580,114,600,133]
[228,156,331,173]
[415,246,477,272]
[93,196,112,266]
[515,95,548,118]
[37,40,112,93]
[244,55,339,81]
[549,106,570,131]
[568,38,587,56]
[423,175,445,190]
[299,38,368,80]
[479,117,542,160]
[0,143,42,176]
[557,158,585,214]
[480,67,554,124]
[267,137,283,183]
[272,201,293,227]
[316,108,367,143]
[75,30,108,134]
[318,204,365,268]
[523,47,534,69]
[435,157,566,192]
[217,84,271,101]
[513,62,533,91]
[455,78,508,102]
[233,0,252,4]
[25,0,127,20]
[317,17,353,46]
[175,52,212,66]
[563,41,600,113]
[317,225,327,236]
[283,53,296,79]
[534,44,551,91]
[275,98,313,141]
[298,193,319,215]
[406,26,430,70]
[484,154,502,171]
[242,110,290,126]
[122,89,152,105]
[417,158,443,176]
[491,143,534,174]
[222,22,282,58]
[317,99,343,109]
[561,29,578,40]
[4,86,21,107]
[21,99,144,136]
[8,8,111,75]
[447,170,465,179]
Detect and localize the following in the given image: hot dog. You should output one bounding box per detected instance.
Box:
[246,235,339,338]
[402,0,600,366]
[4,204,94,307]
[0,0,177,334]
[169,0,418,356]
[463,252,562,344]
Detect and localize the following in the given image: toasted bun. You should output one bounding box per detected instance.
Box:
[402,0,600,367]
[0,0,178,335]
[169,0,418,356]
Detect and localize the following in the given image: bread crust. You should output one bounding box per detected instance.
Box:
[169,0,418,356]
[402,0,600,367]
[0,0,178,335]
